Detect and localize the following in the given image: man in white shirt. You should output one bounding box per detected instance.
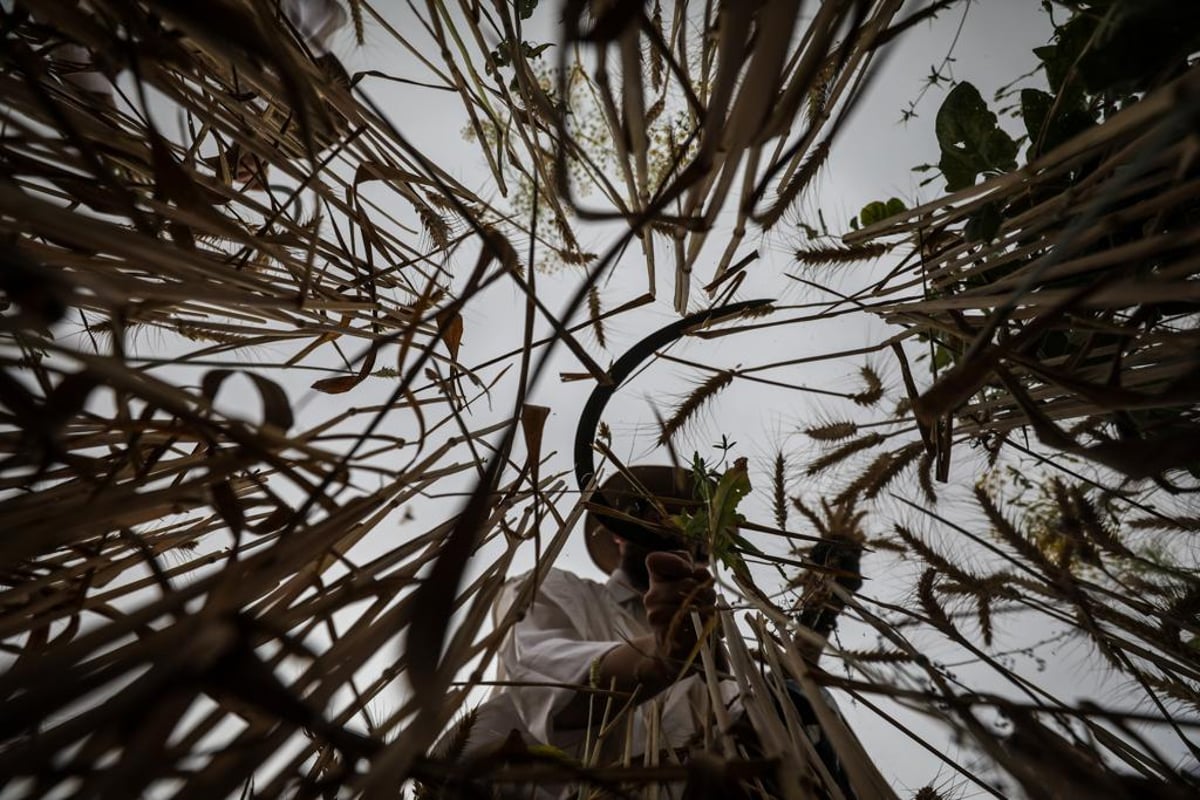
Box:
[438,465,856,799]
[495,465,730,749]
[435,466,753,799]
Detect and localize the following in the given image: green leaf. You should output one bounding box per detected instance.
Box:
[1020,88,1053,145]
[669,454,753,572]
[935,82,1018,191]
[859,201,888,228]
[1033,43,1069,97]
[856,198,906,229]
[1035,330,1071,360]
[1021,87,1095,158]
[932,345,955,372]
[1033,13,1096,95]
[690,452,714,503]
[526,744,575,763]
[708,458,751,543]
[1075,2,1200,95]
[489,40,512,69]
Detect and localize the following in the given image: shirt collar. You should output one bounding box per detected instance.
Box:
[605,569,642,605]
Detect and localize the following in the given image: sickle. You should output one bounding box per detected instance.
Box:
[573,298,773,549]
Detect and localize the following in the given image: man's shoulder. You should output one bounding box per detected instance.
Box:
[493,566,608,624]
[507,565,605,595]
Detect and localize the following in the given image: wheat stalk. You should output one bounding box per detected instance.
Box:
[804,420,859,441]
[806,432,886,475]
[658,369,735,445]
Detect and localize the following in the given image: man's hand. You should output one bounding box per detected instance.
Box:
[643,551,716,664]
[555,552,718,729]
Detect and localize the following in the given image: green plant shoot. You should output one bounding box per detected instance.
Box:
[672,454,763,575]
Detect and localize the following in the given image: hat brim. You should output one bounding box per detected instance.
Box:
[584,514,622,575]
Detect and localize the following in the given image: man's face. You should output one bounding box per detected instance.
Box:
[611,507,708,591]
[604,485,708,589]
[614,535,711,592]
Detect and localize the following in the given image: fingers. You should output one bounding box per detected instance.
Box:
[643,589,714,626]
[644,550,694,580]
[643,574,716,629]
[643,549,719,652]
[646,551,715,583]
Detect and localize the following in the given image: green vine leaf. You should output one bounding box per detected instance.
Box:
[1032,12,1096,99]
[935,82,1018,191]
[964,201,1003,243]
[1021,88,1094,158]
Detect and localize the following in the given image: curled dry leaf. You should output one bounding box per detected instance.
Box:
[201,369,295,432]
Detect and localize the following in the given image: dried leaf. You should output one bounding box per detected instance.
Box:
[210,480,244,537]
[520,404,551,469]
[311,375,362,394]
[437,310,464,361]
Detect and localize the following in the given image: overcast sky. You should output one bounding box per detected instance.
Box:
[4,3,1195,797]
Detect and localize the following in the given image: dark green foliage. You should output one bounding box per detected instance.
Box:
[517,0,541,20]
[963,201,1003,243]
[1019,87,1094,158]
[489,39,554,70]
[934,82,1018,191]
[1042,1,1200,96]
[487,30,554,90]
[910,0,1200,414]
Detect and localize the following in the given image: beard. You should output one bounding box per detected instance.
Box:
[617,540,653,592]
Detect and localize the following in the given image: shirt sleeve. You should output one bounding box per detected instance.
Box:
[281,0,348,54]
[497,570,623,744]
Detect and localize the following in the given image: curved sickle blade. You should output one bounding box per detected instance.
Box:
[573,299,773,548]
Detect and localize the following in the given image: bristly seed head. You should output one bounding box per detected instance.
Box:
[659,370,735,445]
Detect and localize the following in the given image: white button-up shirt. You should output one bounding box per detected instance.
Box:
[448,569,856,800]
[472,567,739,764]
